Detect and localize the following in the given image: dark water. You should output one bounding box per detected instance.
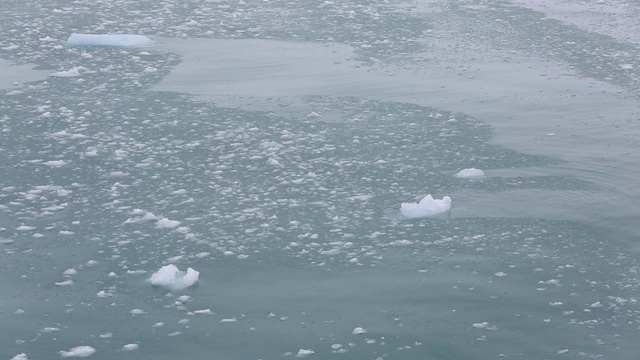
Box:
[1,0,639,359]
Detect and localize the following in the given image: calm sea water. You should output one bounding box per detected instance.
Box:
[1,0,639,359]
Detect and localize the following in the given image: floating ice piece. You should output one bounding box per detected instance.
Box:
[50,67,82,77]
[155,218,180,229]
[42,160,67,167]
[67,34,153,47]
[352,327,367,335]
[400,195,452,219]
[122,344,139,351]
[10,354,28,360]
[59,346,96,357]
[296,349,315,357]
[454,168,485,179]
[149,264,199,291]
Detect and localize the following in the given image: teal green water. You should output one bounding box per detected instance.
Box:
[1,0,640,359]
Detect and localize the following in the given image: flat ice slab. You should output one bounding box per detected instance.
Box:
[67,33,153,47]
[400,195,452,219]
[455,168,485,179]
[150,264,199,291]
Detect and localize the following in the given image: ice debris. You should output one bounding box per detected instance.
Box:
[400,195,452,219]
[149,264,199,290]
[454,168,485,179]
[59,346,96,358]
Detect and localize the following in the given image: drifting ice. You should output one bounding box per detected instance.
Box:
[455,168,485,179]
[67,33,153,47]
[400,195,452,219]
[150,264,199,291]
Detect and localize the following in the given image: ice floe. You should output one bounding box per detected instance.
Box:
[149,264,199,290]
[59,346,96,358]
[454,168,485,179]
[67,34,153,47]
[400,195,452,219]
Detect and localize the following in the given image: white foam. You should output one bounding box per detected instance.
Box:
[149,264,199,290]
[67,34,153,47]
[59,346,96,358]
[400,195,452,219]
[454,168,485,179]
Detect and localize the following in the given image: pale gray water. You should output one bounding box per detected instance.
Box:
[1,0,640,359]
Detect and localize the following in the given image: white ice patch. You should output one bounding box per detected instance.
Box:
[400,195,452,219]
[121,344,139,351]
[155,218,181,229]
[42,160,67,168]
[67,34,153,47]
[59,346,96,358]
[10,354,29,360]
[50,67,83,78]
[149,264,199,291]
[454,168,485,179]
[296,349,315,357]
[352,326,367,335]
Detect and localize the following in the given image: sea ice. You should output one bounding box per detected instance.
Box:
[67,34,153,47]
[59,346,96,358]
[296,349,315,357]
[10,354,28,360]
[122,344,139,351]
[352,327,367,335]
[454,168,485,179]
[155,218,180,229]
[149,264,199,290]
[400,195,452,219]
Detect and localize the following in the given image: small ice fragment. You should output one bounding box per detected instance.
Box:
[494,272,507,277]
[149,264,199,291]
[472,322,489,329]
[557,349,569,354]
[63,268,77,276]
[16,225,35,232]
[296,349,315,357]
[352,327,367,335]
[220,318,237,323]
[130,309,145,315]
[42,160,67,167]
[193,309,213,314]
[14,309,25,314]
[11,354,29,360]
[96,291,112,298]
[400,195,451,219]
[155,218,181,229]
[454,168,485,179]
[50,67,82,78]
[67,34,153,47]
[55,280,73,286]
[122,344,139,351]
[59,346,96,357]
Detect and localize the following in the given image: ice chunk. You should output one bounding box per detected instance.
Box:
[67,34,153,47]
[454,168,485,179]
[50,67,82,77]
[11,354,29,360]
[352,327,367,335]
[400,195,452,219]
[155,218,180,229]
[296,349,315,357]
[149,264,199,290]
[59,346,96,357]
[122,344,139,351]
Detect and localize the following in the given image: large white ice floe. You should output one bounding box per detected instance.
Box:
[67,33,153,47]
[149,264,199,291]
[400,194,452,219]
